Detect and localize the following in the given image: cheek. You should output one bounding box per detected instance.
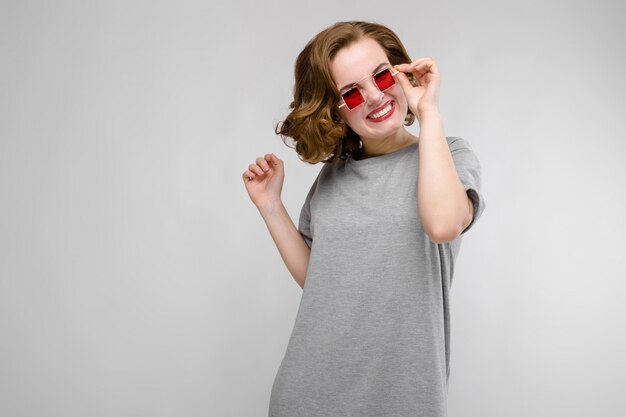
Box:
[338,109,361,126]
[337,108,349,122]
[392,86,409,114]
[392,84,406,103]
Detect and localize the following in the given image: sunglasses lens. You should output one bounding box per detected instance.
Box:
[374,69,395,91]
[342,87,364,110]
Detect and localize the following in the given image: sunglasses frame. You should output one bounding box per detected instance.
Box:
[337,65,400,110]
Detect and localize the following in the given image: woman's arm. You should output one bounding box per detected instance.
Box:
[394,58,473,243]
[243,153,310,289]
[257,201,311,289]
[416,110,473,244]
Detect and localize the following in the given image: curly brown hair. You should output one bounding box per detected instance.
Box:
[275,21,416,164]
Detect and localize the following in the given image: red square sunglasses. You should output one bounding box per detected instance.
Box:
[337,66,400,110]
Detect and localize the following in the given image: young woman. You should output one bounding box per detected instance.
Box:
[242,21,486,417]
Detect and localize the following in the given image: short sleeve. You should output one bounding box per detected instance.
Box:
[447,136,486,235]
[298,170,322,249]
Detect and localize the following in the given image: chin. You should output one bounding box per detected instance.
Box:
[366,116,405,136]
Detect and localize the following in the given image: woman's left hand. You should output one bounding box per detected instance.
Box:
[394,57,441,121]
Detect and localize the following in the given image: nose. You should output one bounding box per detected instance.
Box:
[362,83,385,107]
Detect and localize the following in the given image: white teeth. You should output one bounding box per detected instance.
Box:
[368,102,393,119]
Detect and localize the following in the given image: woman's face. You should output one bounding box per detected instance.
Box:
[330,37,408,140]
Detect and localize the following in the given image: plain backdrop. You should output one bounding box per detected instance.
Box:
[1,0,625,416]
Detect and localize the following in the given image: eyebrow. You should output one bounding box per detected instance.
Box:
[338,62,389,93]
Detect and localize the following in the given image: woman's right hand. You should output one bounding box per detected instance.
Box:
[242,153,284,211]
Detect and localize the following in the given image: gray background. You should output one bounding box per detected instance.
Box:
[1,0,624,416]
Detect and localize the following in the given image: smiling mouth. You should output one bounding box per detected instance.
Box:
[367,101,394,120]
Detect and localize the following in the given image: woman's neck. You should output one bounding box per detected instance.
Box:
[357,128,418,159]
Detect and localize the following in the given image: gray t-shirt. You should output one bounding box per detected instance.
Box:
[269,136,486,417]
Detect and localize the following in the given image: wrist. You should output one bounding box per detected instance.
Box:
[417,108,441,121]
[257,199,284,217]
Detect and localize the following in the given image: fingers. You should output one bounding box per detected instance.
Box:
[395,57,437,72]
[395,57,439,83]
[267,152,282,167]
[394,71,414,92]
[243,170,255,181]
[242,153,281,182]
